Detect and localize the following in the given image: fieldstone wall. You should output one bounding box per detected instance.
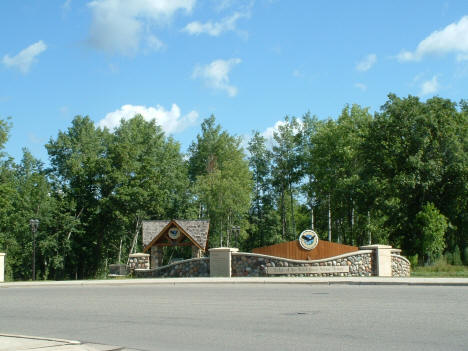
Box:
[133,246,410,278]
[128,253,150,273]
[135,257,209,278]
[231,251,374,277]
[392,254,411,277]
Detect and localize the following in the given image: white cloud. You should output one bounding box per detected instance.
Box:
[87,0,194,55]
[2,41,47,74]
[356,54,377,71]
[192,58,241,97]
[259,119,303,148]
[183,11,248,37]
[354,83,367,91]
[214,0,236,12]
[420,76,440,96]
[97,103,199,134]
[262,120,286,142]
[146,34,164,52]
[397,16,468,62]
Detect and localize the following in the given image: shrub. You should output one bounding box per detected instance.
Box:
[452,246,463,266]
[444,252,453,265]
[409,254,418,267]
[416,203,448,264]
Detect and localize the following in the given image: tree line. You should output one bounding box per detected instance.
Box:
[0,94,467,280]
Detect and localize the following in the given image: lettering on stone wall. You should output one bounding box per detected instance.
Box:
[266,266,350,274]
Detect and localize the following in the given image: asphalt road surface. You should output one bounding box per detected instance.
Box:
[0,283,467,350]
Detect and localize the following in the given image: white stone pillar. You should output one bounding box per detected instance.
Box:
[209,247,238,277]
[0,253,5,282]
[360,244,393,277]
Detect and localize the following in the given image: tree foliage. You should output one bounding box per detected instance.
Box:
[189,116,252,248]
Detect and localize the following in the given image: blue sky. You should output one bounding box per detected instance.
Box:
[1,0,468,162]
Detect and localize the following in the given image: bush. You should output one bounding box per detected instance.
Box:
[409,254,418,267]
[444,252,453,265]
[464,247,468,265]
[452,246,463,266]
[416,203,448,263]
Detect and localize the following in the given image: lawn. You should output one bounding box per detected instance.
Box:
[411,264,468,278]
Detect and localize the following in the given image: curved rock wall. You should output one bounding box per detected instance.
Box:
[391,254,411,277]
[231,251,374,277]
[133,249,410,278]
[134,257,209,278]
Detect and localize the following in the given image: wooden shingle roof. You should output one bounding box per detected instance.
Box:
[142,219,210,251]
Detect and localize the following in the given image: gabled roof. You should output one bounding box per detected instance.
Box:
[142,219,210,252]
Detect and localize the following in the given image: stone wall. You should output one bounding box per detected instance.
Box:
[133,245,410,278]
[391,254,411,277]
[135,257,209,278]
[231,251,374,277]
[128,253,150,273]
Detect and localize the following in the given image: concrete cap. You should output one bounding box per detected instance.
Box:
[359,244,393,250]
[209,247,239,252]
[128,253,149,257]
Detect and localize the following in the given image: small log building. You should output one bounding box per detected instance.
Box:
[142,219,209,269]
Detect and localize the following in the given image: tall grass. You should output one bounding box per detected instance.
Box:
[412,257,468,277]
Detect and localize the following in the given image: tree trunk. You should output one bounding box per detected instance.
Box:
[289,182,296,238]
[311,206,314,231]
[281,188,286,239]
[367,210,371,244]
[118,237,123,263]
[127,216,142,264]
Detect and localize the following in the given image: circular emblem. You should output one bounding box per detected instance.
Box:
[168,227,181,240]
[299,230,319,250]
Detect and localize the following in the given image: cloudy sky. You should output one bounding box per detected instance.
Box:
[1,0,468,162]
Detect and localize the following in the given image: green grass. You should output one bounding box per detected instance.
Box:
[411,262,468,278]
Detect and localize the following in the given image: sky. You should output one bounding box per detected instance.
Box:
[1,0,468,163]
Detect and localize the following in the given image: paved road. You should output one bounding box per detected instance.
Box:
[0,283,467,350]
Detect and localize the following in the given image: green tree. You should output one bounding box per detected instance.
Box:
[416,203,448,263]
[246,132,280,248]
[0,117,17,279]
[271,116,302,240]
[189,116,252,248]
[46,116,112,278]
[361,94,467,255]
[0,117,11,152]
[106,115,193,261]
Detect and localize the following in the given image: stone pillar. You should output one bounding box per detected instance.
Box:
[192,246,203,259]
[151,246,163,269]
[128,253,150,271]
[0,253,4,282]
[209,247,238,277]
[360,245,393,277]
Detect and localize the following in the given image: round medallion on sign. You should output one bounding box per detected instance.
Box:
[168,227,181,240]
[299,230,319,250]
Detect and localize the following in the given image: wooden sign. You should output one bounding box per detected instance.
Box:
[266,266,349,274]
